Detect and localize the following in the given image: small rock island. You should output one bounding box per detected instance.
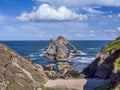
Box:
[43,36,80,61]
[43,36,81,79]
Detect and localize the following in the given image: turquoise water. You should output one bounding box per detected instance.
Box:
[1,40,110,72]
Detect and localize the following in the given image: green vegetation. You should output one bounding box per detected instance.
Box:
[113,57,120,90]
[102,39,120,53]
[114,83,120,90]
[42,86,70,90]
[95,84,108,90]
[114,57,120,71]
[66,70,80,78]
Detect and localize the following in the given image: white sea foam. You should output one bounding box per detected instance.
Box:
[29,53,36,57]
[70,53,75,56]
[70,50,87,56]
[80,50,87,55]
[32,58,37,60]
[42,51,46,53]
[72,56,95,64]
[71,56,95,72]
[41,49,44,51]
[39,54,44,57]
[88,48,96,50]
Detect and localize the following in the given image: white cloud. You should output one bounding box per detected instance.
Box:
[36,0,120,7]
[107,14,120,20]
[90,33,96,37]
[17,4,88,22]
[82,7,103,14]
[116,27,120,32]
[117,14,120,18]
[0,15,5,23]
[108,15,113,18]
[5,26,17,32]
[76,33,84,36]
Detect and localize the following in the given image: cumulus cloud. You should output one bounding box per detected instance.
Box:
[17,4,88,22]
[36,0,120,7]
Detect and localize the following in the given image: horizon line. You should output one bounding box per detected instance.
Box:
[0,39,112,41]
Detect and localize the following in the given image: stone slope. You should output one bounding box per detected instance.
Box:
[84,37,120,79]
[0,43,48,90]
[82,37,120,89]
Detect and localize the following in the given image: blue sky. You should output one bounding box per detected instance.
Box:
[0,0,120,40]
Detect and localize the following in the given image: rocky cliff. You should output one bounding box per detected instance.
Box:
[84,37,120,78]
[83,37,120,89]
[0,43,48,90]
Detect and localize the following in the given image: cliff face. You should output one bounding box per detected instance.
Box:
[83,37,120,89]
[85,38,120,79]
[0,43,48,90]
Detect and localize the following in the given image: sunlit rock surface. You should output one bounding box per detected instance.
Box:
[0,43,48,90]
[43,36,80,61]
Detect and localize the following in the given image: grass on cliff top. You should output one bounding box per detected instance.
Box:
[42,86,70,90]
[113,57,120,90]
[114,57,120,71]
[114,83,120,90]
[101,39,120,53]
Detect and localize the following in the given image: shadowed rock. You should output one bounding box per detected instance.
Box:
[82,37,120,89]
[43,36,80,61]
[83,38,120,79]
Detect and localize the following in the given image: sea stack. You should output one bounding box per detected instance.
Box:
[43,36,80,61]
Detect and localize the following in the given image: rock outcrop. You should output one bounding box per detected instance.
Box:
[82,37,120,89]
[44,63,73,79]
[43,36,80,61]
[83,37,120,79]
[0,43,48,90]
[43,36,81,79]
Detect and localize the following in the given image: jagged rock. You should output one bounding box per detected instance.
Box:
[0,43,48,90]
[83,38,120,79]
[43,36,80,61]
[57,62,71,74]
[45,70,57,79]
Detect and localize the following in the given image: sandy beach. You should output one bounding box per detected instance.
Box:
[44,78,110,90]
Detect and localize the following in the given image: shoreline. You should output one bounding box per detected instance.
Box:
[44,78,110,90]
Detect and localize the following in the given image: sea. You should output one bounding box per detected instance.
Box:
[1,40,111,72]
